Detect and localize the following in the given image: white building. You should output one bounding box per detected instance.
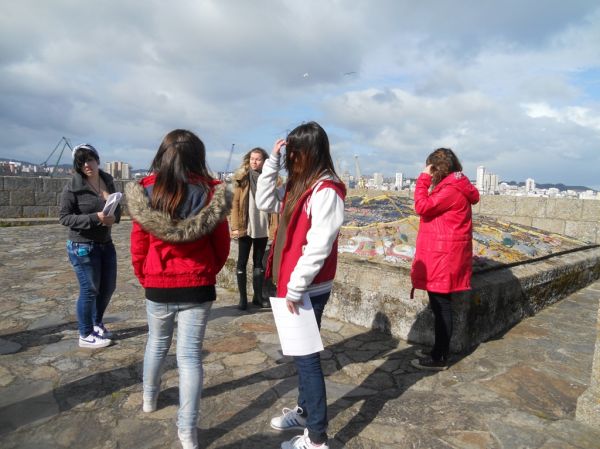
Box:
[525,178,535,193]
[476,166,486,191]
[395,172,404,190]
[104,161,131,179]
[373,172,384,189]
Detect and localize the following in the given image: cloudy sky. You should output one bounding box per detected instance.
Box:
[1,0,599,188]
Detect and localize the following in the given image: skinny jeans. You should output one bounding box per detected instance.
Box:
[143,300,212,432]
[294,292,330,445]
[67,240,117,337]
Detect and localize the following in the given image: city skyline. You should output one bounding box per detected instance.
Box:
[1,155,598,192]
[1,2,599,189]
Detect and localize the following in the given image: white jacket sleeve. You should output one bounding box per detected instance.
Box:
[286,186,345,301]
[256,152,284,214]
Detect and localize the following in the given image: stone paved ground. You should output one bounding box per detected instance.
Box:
[1,223,599,449]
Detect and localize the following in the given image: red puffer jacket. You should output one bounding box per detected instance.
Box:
[126,175,232,289]
[410,172,480,294]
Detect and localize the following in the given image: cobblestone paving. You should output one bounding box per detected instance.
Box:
[1,223,599,449]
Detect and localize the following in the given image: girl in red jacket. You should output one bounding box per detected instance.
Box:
[410,148,479,371]
[126,129,231,449]
[256,122,345,449]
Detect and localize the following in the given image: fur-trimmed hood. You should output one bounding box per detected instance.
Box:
[125,180,232,243]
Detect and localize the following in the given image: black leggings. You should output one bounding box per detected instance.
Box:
[236,236,268,273]
[428,291,453,361]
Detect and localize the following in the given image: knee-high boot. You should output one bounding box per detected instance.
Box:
[252,268,270,308]
[237,270,248,310]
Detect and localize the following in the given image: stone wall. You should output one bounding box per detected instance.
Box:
[0,176,127,219]
[218,244,600,353]
[474,196,600,244]
[328,247,600,352]
[2,177,599,244]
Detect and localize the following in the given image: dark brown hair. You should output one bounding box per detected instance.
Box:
[149,129,213,218]
[283,121,339,220]
[73,147,100,178]
[426,147,463,187]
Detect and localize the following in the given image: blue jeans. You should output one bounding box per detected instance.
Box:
[295,292,330,444]
[67,240,117,337]
[143,300,212,432]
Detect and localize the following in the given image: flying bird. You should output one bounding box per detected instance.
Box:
[303,72,310,78]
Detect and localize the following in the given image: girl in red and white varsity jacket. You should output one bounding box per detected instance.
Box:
[256,122,345,449]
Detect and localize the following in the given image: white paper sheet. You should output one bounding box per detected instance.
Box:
[102,192,122,216]
[269,294,324,356]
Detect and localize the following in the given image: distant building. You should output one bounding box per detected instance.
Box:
[373,172,384,189]
[476,166,486,191]
[525,178,535,193]
[395,172,404,190]
[477,166,499,194]
[104,161,131,179]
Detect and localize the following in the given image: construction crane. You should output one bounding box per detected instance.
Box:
[43,137,73,177]
[224,143,235,174]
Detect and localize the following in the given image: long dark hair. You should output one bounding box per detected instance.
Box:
[283,121,339,220]
[426,147,463,187]
[149,129,213,218]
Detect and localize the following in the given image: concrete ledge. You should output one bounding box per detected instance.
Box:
[218,244,600,353]
[327,247,600,352]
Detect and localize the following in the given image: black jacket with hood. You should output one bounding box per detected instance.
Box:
[59,170,122,243]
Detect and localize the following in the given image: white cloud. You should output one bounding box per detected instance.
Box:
[0,0,599,188]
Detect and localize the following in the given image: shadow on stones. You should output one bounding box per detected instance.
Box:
[326,311,470,446]
[0,321,78,351]
[0,322,149,352]
[112,324,150,341]
[186,309,470,448]
[208,304,272,320]
[0,355,176,436]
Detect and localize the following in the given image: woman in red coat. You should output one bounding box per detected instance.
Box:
[126,129,231,449]
[410,148,479,371]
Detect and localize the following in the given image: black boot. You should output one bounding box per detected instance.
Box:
[237,270,248,310]
[252,268,270,308]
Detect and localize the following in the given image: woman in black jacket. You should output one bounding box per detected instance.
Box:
[59,144,121,348]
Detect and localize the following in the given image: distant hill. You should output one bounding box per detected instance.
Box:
[504,181,594,192]
[0,157,71,168]
[0,157,145,172]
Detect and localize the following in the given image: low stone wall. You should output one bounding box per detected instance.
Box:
[0,176,127,219]
[218,244,600,352]
[474,196,600,244]
[2,177,599,244]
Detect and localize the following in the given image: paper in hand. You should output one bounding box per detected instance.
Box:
[269,294,324,356]
[102,192,122,216]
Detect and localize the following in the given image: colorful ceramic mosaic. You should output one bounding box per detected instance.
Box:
[340,194,588,271]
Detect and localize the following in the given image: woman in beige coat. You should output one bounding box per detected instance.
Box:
[231,147,273,310]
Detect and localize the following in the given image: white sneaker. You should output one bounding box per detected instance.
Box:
[271,406,307,431]
[142,394,158,413]
[281,428,329,449]
[79,332,111,348]
[414,348,431,359]
[178,429,198,449]
[94,323,113,339]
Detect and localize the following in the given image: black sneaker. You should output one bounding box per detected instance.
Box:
[410,357,448,371]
